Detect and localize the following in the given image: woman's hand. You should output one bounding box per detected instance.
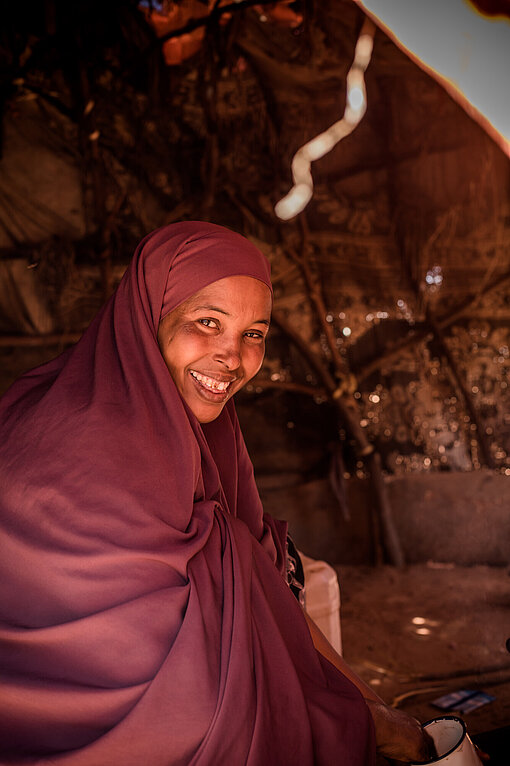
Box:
[302,611,437,763]
[365,699,436,763]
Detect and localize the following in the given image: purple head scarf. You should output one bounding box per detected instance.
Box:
[0,222,374,765]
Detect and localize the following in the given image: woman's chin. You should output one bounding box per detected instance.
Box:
[183,377,236,422]
[187,394,228,423]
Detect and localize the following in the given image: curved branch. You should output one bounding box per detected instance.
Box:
[245,377,324,398]
[357,268,510,383]
[272,310,337,394]
[0,333,81,347]
[273,305,405,567]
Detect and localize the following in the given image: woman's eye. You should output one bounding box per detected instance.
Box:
[198,318,218,329]
[245,331,265,340]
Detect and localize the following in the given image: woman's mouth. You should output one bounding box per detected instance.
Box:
[189,370,235,396]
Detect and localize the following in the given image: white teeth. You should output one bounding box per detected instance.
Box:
[190,371,232,392]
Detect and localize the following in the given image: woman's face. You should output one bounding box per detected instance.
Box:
[157,275,272,423]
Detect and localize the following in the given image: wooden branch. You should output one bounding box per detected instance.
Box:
[274,302,405,566]
[287,217,349,377]
[0,334,82,347]
[358,268,510,383]
[367,451,405,568]
[358,327,426,383]
[271,263,301,287]
[163,199,195,224]
[271,312,376,453]
[271,310,337,394]
[245,377,324,398]
[293,222,404,566]
[222,185,259,233]
[437,268,510,330]
[276,221,406,566]
[428,316,496,469]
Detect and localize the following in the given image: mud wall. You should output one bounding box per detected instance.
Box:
[259,471,510,566]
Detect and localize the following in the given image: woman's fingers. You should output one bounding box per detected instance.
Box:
[365,699,437,763]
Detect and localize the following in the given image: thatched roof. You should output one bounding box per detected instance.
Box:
[1,1,508,310]
[1,1,509,564]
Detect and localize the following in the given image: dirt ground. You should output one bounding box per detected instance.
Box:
[337,564,510,759]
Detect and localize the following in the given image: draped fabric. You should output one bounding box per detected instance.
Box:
[0,222,375,765]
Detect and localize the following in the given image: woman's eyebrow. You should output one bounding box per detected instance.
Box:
[192,304,228,315]
[191,305,269,325]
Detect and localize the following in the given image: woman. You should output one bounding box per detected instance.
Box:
[0,222,431,764]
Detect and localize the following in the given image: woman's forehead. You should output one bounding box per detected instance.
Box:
[175,276,272,317]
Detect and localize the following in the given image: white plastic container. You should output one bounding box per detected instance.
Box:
[300,553,342,655]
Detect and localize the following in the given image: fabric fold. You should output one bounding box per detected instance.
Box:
[0,222,375,764]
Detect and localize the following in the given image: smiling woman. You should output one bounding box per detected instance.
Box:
[157,275,271,423]
[0,222,432,765]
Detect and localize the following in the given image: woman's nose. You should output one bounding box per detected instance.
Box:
[214,337,241,370]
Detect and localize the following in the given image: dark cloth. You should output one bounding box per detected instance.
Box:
[0,222,375,765]
[286,535,306,604]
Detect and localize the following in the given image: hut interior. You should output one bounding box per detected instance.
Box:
[1,0,509,754]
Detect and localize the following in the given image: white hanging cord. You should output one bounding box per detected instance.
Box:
[275,18,376,221]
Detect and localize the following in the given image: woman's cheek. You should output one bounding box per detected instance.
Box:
[248,344,265,378]
[179,327,210,356]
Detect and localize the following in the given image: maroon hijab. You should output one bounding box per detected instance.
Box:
[0,222,374,765]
